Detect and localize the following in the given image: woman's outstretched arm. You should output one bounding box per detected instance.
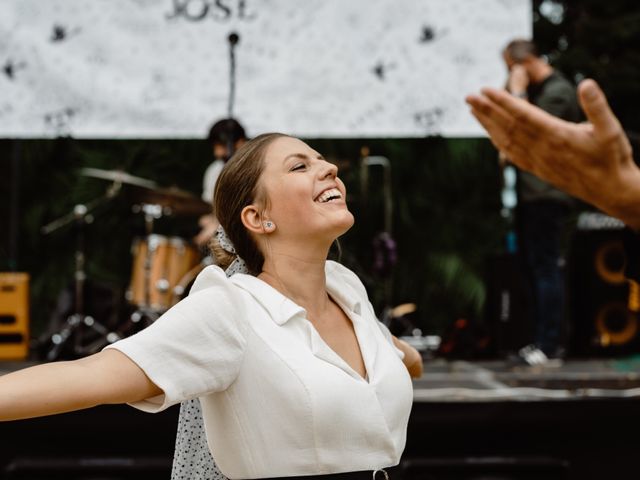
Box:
[0,349,162,421]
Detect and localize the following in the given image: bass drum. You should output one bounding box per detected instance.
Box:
[127,235,201,311]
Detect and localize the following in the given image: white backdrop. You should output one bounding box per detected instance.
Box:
[0,0,531,138]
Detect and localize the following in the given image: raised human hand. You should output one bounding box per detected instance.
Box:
[506,64,529,95]
[466,79,640,229]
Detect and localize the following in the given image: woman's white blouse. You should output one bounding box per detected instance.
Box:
[105,261,413,479]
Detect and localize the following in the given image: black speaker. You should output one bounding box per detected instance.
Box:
[568,213,638,356]
[484,253,534,355]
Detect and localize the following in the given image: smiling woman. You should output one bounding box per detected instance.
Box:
[0,133,422,480]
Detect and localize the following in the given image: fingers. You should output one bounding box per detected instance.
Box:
[466,93,514,136]
[466,93,541,168]
[577,79,623,140]
[466,96,512,148]
[507,65,529,93]
[467,102,534,171]
[467,89,555,144]
[479,88,561,135]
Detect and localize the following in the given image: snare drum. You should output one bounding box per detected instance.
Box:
[127,235,201,311]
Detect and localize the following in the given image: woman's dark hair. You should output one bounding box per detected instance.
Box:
[211,132,289,275]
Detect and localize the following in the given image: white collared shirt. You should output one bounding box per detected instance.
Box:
[202,158,225,202]
[105,261,413,479]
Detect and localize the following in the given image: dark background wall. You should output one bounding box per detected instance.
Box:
[0,136,504,339]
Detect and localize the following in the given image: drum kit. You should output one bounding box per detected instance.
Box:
[42,167,213,360]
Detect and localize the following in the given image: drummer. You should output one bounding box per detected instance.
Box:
[194,118,248,247]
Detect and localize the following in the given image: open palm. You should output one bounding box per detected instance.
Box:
[466,79,640,229]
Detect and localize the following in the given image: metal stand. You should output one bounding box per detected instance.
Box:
[360,153,395,308]
[227,32,239,119]
[125,203,166,329]
[43,186,123,360]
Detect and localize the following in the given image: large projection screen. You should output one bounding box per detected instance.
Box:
[0,0,531,138]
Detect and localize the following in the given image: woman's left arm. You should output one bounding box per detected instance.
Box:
[391,336,423,378]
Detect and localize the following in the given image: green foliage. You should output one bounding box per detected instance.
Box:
[385,137,505,332]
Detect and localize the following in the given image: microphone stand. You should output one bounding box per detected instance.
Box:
[222,32,240,161]
[227,32,239,119]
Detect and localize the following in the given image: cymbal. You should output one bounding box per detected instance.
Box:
[80,167,158,190]
[135,186,212,217]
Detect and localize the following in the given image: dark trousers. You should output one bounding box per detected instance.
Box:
[517,201,569,356]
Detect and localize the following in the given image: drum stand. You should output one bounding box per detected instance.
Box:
[44,186,123,360]
[125,203,166,328]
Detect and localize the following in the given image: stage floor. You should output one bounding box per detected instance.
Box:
[3,357,640,479]
[414,357,640,401]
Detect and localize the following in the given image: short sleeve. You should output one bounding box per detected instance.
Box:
[104,266,248,413]
[202,160,225,203]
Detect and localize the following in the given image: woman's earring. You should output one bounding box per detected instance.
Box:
[263,220,275,231]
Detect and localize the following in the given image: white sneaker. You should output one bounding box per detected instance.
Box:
[518,344,549,366]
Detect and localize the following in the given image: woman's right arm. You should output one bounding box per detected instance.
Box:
[0,349,162,421]
[391,336,424,379]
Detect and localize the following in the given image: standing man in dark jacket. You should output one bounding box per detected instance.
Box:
[502,39,583,360]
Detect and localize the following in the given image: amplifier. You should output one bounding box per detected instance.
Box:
[568,223,638,356]
[0,272,30,360]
